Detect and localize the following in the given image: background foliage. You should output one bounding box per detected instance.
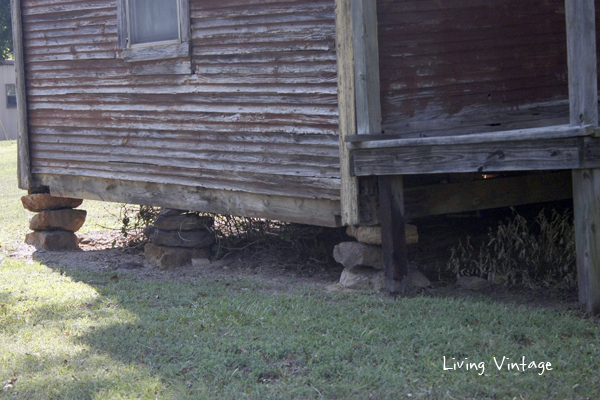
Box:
[0,0,12,62]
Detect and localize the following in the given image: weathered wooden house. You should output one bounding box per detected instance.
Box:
[11,0,600,312]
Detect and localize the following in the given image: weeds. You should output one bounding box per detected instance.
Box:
[116,204,344,267]
[448,208,576,289]
[207,215,342,267]
[117,204,161,242]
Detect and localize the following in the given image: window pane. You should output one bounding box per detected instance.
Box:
[6,84,16,108]
[129,0,179,45]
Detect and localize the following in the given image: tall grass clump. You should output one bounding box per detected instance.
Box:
[448,208,576,289]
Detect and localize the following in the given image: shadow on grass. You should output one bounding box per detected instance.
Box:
[14,249,600,400]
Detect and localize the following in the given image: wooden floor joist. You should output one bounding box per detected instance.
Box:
[403,171,573,219]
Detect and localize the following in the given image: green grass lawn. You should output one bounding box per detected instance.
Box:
[0,140,123,251]
[1,140,600,399]
[0,140,33,248]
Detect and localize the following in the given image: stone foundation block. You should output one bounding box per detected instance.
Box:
[346,224,418,245]
[21,193,83,212]
[145,243,209,270]
[25,230,79,251]
[408,269,431,288]
[154,214,214,231]
[143,225,215,248]
[339,266,431,291]
[333,241,383,270]
[340,267,384,290]
[192,258,211,268]
[158,208,188,217]
[29,209,87,232]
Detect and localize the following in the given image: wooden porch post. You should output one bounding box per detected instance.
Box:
[11,0,31,190]
[378,175,409,291]
[335,0,360,226]
[566,0,600,314]
[351,0,408,290]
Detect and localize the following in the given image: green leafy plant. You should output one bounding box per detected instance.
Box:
[448,208,576,289]
[117,204,161,241]
[0,0,13,63]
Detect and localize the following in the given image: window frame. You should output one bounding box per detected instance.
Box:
[5,84,16,109]
[117,0,190,63]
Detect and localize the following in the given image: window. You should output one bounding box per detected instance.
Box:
[117,0,190,64]
[5,84,16,109]
[128,0,180,46]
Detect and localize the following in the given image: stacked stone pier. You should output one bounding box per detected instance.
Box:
[144,209,215,270]
[22,191,86,251]
[333,224,431,291]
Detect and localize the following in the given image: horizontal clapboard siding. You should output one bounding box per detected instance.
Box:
[23,0,341,202]
[377,0,574,138]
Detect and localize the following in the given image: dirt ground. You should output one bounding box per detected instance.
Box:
[8,228,346,294]
[5,204,584,314]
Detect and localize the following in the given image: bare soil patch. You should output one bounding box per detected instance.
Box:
[8,229,345,295]
[6,202,583,314]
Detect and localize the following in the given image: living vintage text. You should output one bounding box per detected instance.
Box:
[442,356,553,376]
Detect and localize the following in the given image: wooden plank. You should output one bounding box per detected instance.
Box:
[350,0,382,225]
[379,101,572,139]
[132,60,192,76]
[121,42,190,63]
[351,0,381,136]
[30,164,341,201]
[335,0,360,225]
[37,174,342,227]
[30,128,340,152]
[404,171,573,219]
[378,175,408,291]
[572,171,600,308]
[30,142,341,178]
[179,0,191,42]
[346,124,595,146]
[11,0,31,189]
[566,0,600,314]
[351,137,584,176]
[116,0,126,48]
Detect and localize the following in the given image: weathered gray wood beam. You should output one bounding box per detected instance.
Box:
[566,0,600,315]
[116,0,127,48]
[10,0,31,189]
[335,0,360,225]
[404,171,572,219]
[351,136,600,176]
[347,124,596,147]
[352,0,381,136]
[179,0,190,42]
[350,0,384,226]
[37,174,342,228]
